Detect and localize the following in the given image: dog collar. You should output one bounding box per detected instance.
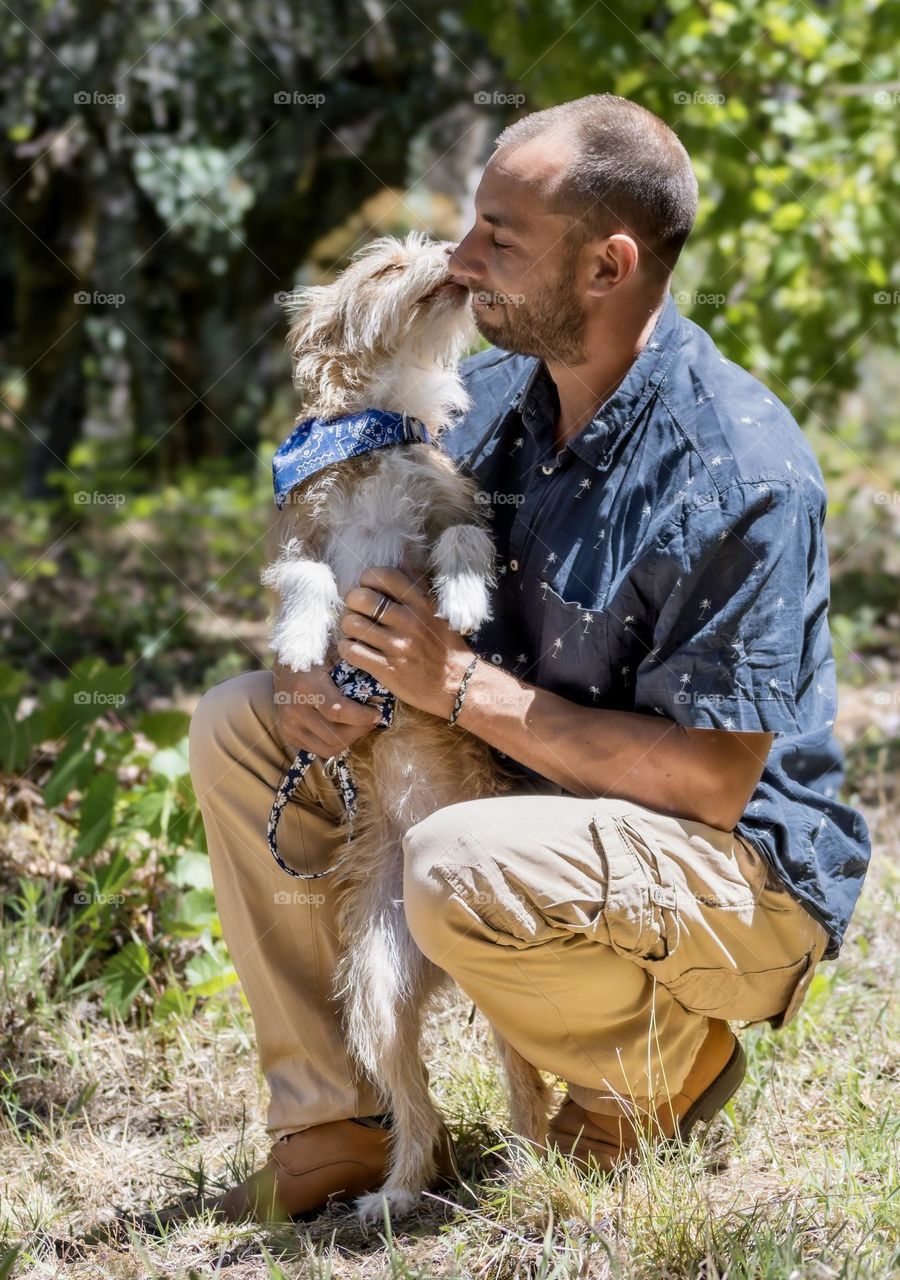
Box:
[272,408,436,509]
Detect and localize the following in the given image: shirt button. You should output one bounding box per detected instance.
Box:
[509,559,519,571]
[491,653,502,664]
[541,465,554,475]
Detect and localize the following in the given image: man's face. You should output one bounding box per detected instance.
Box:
[448,140,590,365]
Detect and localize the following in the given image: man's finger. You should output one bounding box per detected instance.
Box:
[322,694,383,725]
[357,566,432,618]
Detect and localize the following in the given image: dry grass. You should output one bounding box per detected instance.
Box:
[0,835,897,1280]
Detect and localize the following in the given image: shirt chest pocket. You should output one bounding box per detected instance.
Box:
[536,583,611,705]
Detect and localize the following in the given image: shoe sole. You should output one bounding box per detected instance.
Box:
[676,1035,747,1141]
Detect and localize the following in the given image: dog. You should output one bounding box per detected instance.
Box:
[260,231,552,1221]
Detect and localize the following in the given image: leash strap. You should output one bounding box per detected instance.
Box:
[267,659,395,879]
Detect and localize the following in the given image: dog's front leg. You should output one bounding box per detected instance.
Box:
[260,548,342,672]
[428,524,496,636]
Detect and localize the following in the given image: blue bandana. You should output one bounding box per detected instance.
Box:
[272,408,435,508]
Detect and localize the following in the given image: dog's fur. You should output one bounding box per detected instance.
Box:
[261,232,551,1221]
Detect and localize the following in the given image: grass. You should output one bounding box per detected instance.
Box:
[0,828,897,1279]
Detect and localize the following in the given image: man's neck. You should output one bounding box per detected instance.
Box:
[545,293,667,453]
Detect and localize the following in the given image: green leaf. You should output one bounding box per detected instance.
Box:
[137,709,192,748]
[71,771,118,862]
[153,985,197,1022]
[185,943,237,996]
[101,942,152,1017]
[150,740,191,781]
[43,730,93,808]
[170,850,214,890]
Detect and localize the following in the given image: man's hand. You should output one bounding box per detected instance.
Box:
[272,661,382,758]
[335,562,475,720]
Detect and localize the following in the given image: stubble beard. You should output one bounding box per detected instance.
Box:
[472,257,588,367]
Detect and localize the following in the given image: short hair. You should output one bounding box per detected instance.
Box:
[494,95,698,281]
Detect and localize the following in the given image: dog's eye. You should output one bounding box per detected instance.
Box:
[370,263,406,279]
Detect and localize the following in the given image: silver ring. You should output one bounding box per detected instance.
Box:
[371,593,391,625]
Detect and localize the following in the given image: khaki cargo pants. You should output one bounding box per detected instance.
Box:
[188,669,831,1139]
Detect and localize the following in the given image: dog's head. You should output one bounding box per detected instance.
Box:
[283,231,475,421]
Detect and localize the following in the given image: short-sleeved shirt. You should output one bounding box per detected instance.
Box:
[440,291,870,960]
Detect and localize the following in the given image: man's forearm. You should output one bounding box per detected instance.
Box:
[450,656,763,829]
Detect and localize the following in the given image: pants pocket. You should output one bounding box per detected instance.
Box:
[664,948,818,1025]
[588,811,681,963]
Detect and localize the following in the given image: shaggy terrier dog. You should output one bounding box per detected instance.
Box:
[261,232,551,1221]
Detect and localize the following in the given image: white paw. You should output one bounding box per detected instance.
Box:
[433,572,492,635]
[270,626,329,673]
[354,1186,420,1224]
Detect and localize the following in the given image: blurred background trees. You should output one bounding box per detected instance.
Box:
[0,0,897,1157]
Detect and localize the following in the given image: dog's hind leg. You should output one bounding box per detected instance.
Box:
[493,1029,552,1152]
[337,908,450,1223]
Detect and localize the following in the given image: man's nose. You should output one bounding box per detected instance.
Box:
[445,239,481,287]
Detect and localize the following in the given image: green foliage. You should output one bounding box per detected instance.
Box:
[468,0,900,414]
[0,652,241,1023]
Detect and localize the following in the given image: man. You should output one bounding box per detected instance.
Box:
[185,94,870,1223]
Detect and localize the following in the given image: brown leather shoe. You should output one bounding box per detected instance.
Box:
[144,1114,460,1228]
[209,1117,392,1222]
[547,1019,746,1175]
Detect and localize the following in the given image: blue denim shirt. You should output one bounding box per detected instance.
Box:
[441,291,870,960]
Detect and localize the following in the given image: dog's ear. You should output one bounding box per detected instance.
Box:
[282,286,350,398]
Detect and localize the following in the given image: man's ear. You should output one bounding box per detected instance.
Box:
[584,233,640,297]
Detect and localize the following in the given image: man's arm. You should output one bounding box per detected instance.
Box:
[450,655,773,831]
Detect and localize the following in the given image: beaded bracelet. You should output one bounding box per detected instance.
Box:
[448,655,479,727]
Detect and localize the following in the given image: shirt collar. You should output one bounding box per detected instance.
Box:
[511,290,683,472]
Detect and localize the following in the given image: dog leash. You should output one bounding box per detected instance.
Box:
[267,660,395,880]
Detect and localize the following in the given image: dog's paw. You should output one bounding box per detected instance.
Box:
[354,1187,420,1225]
[433,572,492,635]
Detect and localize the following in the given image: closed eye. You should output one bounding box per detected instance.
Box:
[370,262,406,278]
[493,239,513,252]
